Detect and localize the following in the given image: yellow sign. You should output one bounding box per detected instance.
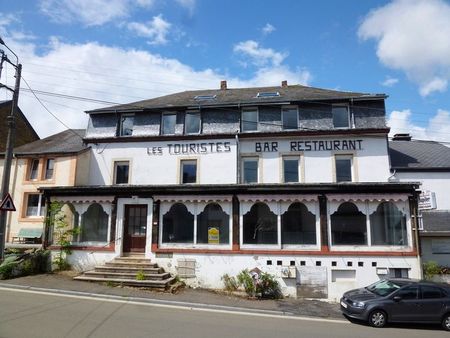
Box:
[208,227,220,244]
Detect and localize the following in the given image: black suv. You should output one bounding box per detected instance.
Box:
[340,278,450,330]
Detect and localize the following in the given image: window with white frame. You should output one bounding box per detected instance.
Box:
[241,108,258,131]
[283,156,299,183]
[332,105,350,128]
[281,202,316,245]
[335,155,353,182]
[25,193,46,217]
[196,203,230,244]
[162,203,194,243]
[370,202,408,246]
[28,159,39,180]
[119,114,134,136]
[180,160,197,184]
[330,202,367,245]
[243,202,277,245]
[242,157,258,183]
[114,161,130,184]
[44,158,55,180]
[162,113,177,135]
[185,111,201,134]
[282,107,298,130]
[80,203,109,242]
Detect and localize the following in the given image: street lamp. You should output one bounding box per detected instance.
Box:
[0,37,22,261]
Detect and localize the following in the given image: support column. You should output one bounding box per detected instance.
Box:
[319,195,329,252]
[232,195,239,251]
[151,200,160,252]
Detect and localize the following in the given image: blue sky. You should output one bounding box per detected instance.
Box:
[0,0,450,140]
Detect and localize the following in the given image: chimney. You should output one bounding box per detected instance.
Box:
[281,80,288,87]
[220,80,227,90]
[392,133,412,141]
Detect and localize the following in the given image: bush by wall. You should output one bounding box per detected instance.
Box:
[0,249,50,280]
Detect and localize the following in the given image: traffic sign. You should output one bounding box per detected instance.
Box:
[0,193,16,211]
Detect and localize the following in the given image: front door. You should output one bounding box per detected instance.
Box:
[123,205,147,253]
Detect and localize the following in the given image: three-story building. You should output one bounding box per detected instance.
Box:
[43,81,421,299]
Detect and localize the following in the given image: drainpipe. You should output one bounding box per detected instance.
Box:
[235,133,240,184]
[410,191,422,279]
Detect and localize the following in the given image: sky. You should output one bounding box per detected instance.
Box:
[0,0,450,141]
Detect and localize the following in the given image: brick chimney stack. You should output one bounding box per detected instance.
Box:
[220,80,227,90]
[281,80,288,87]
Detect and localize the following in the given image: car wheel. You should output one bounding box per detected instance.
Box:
[442,313,450,331]
[369,310,387,328]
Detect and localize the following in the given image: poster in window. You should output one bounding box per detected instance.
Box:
[208,227,220,244]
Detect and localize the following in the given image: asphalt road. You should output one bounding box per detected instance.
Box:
[0,288,447,338]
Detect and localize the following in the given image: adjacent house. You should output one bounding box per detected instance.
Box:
[3,129,88,245]
[42,81,421,300]
[389,134,450,266]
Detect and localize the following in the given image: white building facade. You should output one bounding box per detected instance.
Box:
[43,82,421,300]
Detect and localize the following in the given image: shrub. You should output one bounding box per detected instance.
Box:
[221,273,238,292]
[423,261,441,279]
[237,270,256,297]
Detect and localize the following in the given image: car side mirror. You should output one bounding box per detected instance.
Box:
[393,296,402,302]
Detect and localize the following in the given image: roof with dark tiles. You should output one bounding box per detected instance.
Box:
[0,100,39,151]
[13,129,87,156]
[87,84,386,113]
[422,211,450,232]
[389,140,450,170]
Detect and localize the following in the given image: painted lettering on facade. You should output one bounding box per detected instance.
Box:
[147,142,232,155]
[255,140,363,153]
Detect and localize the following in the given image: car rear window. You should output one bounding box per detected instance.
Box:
[421,286,444,299]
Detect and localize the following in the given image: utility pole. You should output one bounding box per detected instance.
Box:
[0,38,21,261]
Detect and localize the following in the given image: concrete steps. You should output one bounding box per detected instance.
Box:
[74,257,175,290]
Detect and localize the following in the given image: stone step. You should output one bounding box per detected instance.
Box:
[83,271,170,280]
[104,261,158,268]
[73,276,175,288]
[94,266,163,274]
[113,257,152,264]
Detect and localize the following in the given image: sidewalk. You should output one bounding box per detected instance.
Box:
[0,273,342,319]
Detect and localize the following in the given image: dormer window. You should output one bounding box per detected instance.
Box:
[332,106,350,128]
[119,114,134,136]
[256,92,280,98]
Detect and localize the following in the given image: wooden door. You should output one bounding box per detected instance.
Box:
[123,205,147,253]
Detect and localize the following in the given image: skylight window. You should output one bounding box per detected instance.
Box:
[194,95,216,101]
[256,92,280,98]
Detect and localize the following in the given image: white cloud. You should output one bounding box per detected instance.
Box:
[39,0,154,26]
[233,40,287,67]
[262,23,275,35]
[175,0,196,15]
[381,76,398,87]
[359,0,450,96]
[387,108,450,141]
[127,15,171,45]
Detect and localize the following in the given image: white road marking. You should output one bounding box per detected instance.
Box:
[0,286,348,325]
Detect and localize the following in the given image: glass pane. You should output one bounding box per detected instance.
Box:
[331,202,367,245]
[185,112,200,134]
[120,115,134,136]
[281,203,316,244]
[336,159,352,182]
[115,163,129,184]
[162,203,194,243]
[45,159,54,180]
[332,106,349,128]
[40,197,46,216]
[242,110,257,131]
[181,161,197,183]
[197,203,230,244]
[29,159,39,180]
[163,114,176,135]
[26,194,40,216]
[243,160,258,183]
[370,202,408,246]
[282,109,297,130]
[80,203,109,242]
[243,203,277,244]
[396,286,418,300]
[283,158,299,183]
[422,286,443,299]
